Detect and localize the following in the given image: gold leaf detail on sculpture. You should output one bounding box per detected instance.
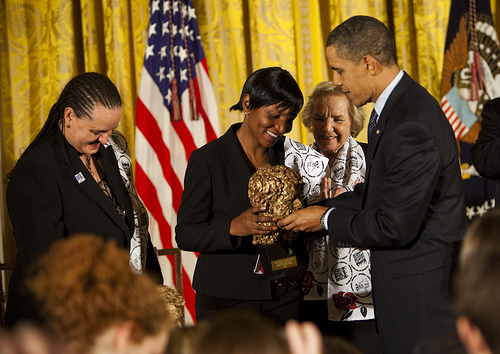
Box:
[248,164,302,245]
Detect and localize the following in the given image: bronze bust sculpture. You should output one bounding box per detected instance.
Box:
[248,164,303,245]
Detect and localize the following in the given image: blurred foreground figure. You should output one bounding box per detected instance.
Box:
[454,210,500,354]
[25,234,170,354]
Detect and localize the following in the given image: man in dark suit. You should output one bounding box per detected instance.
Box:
[471,97,500,204]
[278,16,466,353]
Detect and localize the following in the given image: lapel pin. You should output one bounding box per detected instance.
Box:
[75,172,85,184]
[376,130,380,135]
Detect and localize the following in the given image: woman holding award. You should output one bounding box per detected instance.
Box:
[176,67,305,324]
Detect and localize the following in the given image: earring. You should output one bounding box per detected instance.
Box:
[66,124,70,128]
[244,111,249,115]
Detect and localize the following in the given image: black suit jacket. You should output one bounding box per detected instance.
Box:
[176,123,285,300]
[324,73,466,353]
[471,97,500,203]
[5,130,160,327]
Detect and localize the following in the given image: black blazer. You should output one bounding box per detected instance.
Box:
[5,130,161,327]
[324,73,466,353]
[472,97,500,203]
[176,123,285,300]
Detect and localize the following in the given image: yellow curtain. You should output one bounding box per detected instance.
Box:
[1,0,499,264]
[194,0,455,145]
[194,0,327,143]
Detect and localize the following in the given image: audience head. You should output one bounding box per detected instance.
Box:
[322,334,362,354]
[459,209,500,266]
[455,210,500,354]
[165,324,206,354]
[28,234,170,354]
[194,308,290,354]
[455,248,500,354]
[0,323,63,354]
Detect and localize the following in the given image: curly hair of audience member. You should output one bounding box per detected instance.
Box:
[28,234,170,353]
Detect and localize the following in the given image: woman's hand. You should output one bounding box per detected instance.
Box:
[285,320,323,354]
[319,176,331,201]
[320,177,344,200]
[229,206,278,237]
[321,177,361,200]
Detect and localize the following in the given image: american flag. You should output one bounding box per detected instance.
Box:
[135,0,220,324]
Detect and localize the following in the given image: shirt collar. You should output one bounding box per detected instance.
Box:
[373,69,404,117]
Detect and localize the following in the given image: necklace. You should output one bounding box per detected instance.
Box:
[83,154,99,181]
[84,154,92,172]
[80,154,103,183]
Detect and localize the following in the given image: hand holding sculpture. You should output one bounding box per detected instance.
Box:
[248,164,303,245]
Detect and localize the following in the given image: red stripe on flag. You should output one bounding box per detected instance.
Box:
[136,0,220,325]
[193,78,216,143]
[195,59,218,142]
[137,97,197,167]
[456,125,467,139]
[171,118,198,162]
[136,99,184,212]
[135,163,197,321]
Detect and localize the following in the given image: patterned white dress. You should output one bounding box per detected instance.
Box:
[303,136,375,321]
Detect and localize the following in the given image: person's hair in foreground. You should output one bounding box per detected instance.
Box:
[194,308,290,354]
[455,247,500,354]
[165,324,208,354]
[454,210,500,354]
[230,66,303,120]
[301,81,365,137]
[28,234,170,354]
[459,209,500,266]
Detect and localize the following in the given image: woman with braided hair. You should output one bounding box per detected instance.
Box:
[5,72,162,328]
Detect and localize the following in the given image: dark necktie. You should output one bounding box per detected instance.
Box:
[367,109,378,143]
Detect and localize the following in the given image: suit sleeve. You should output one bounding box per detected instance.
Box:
[328,121,441,249]
[471,99,500,179]
[7,157,65,267]
[175,150,236,253]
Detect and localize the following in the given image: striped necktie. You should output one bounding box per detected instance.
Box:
[367,109,378,143]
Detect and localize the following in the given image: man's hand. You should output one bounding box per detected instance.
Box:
[277,205,327,233]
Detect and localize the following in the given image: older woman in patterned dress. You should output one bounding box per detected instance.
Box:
[300,82,381,352]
